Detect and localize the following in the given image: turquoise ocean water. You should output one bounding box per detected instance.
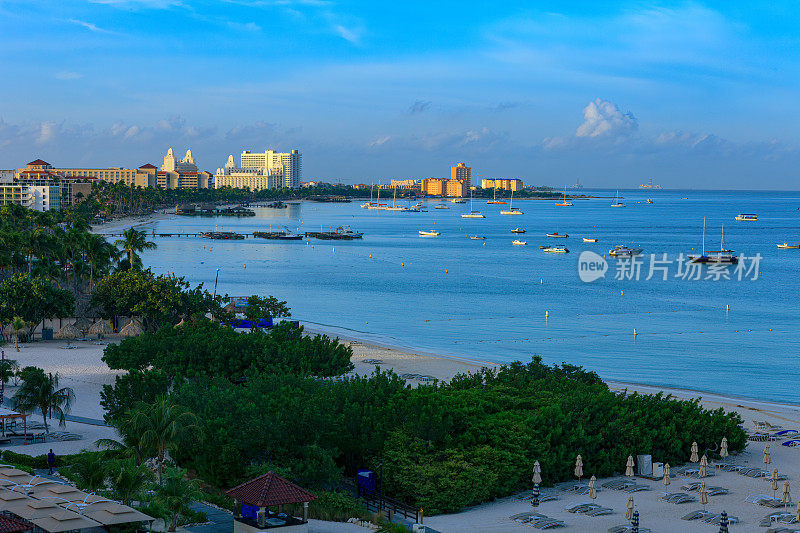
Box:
[139,189,800,404]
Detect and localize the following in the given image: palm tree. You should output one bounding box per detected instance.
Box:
[153,468,201,532]
[128,397,198,483]
[115,228,156,270]
[11,317,26,352]
[82,233,117,287]
[68,452,107,493]
[107,457,153,505]
[0,358,17,403]
[11,368,75,433]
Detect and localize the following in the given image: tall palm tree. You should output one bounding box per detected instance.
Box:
[154,468,201,532]
[12,368,75,433]
[115,228,156,270]
[0,359,17,403]
[82,233,117,287]
[107,457,153,505]
[11,317,26,352]
[129,397,198,483]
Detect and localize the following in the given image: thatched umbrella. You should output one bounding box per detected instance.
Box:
[88,319,113,336]
[700,481,708,508]
[720,437,729,459]
[690,441,699,463]
[588,475,597,500]
[119,320,144,338]
[663,463,671,487]
[625,496,634,520]
[764,443,772,465]
[796,500,800,522]
[54,323,79,339]
[699,455,708,477]
[574,455,583,481]
[782,481,791,508]
[772,469,780,495]
[73,317,92,332]
[719,511,729,533]
[532,461,542,485]
[625,455,635,477]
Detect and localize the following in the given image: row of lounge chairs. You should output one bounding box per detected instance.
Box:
[783,440,800,448]
[761,512,800,527]
[509,512,565,529]
[745,493,788,508]
[48,432,81,442]
[681,510,740,525]
[361,359,383,365]
[517,491,558,504]
[600,480,650,493]
[660,492,697,504]
[398,373,437,382]
[766,528,800,533]
[607,526,652,533]
[714,463,788,479]
[680,482,730,495]
[566,503,613,516]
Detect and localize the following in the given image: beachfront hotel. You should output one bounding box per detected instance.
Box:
[481,178,523,191]
[214,149,302,190]
[159,148,213,189]
[451,162,471,190]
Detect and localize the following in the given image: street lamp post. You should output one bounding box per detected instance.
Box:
[213,268,220,299]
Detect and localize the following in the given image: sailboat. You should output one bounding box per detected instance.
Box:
[461,189,485,218]
[555,185,573,207]
[386,188,405,211]
[360,185,374,208]
[610,190,626,208]
[690,218,738,264]
[487,186,506,204]
[501,189,523,215]
[365,184,388,210]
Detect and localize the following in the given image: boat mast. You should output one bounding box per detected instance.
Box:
[702,217,706,255]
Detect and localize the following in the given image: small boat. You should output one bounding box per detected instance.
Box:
[450,198,467,203]
[470,235,486,240]
[646,198,654,204]
[511,228,526,234]
[610,189,625,208]
[689,219,738,264]
[735,213,757,221]
[419,230,440,236]
[778,243,800,249]
[546,232,568,238]
[512,240,527,246]
[608,245,643,257]
[542,246,569,253]
[555,185,573,207]
[434,204,450,210]
[461,190,485,218]
[583,238,597,243]
[486,186,506,204]
[501,189,524,215]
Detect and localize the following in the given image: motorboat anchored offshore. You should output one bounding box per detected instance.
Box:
[419,230,440,237]
[547,232,568,238]
[608,245,643,257]
[735,213,757,221]
[512,239,527,246]
[542,246,569,253]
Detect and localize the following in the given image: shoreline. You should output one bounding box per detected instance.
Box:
[302,321,800,413]
[90,211,172,234]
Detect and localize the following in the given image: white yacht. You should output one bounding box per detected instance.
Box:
[501,190,524,215]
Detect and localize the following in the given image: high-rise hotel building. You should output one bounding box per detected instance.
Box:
[215,149,302,190]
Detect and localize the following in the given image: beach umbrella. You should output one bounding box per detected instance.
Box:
[690,441,699,463]
[119,320,144,338]
[574,455,583,480]
[699,454,708,477]
[720,437,729,459]
[700,481,709,507]
[625,496,634,520]
[631,510,639,533]
[719,511,729,533]
[531,484,540,508]
[532,461,542,485]
[625,455,635,477]
[88,319,113,336]
[783,481,791,507]
[796,500,800,522]
[764,443,772,465]
[54,323,79,339]
[663,463,671,487]
[589,475,597,500]
[771,469,779,497]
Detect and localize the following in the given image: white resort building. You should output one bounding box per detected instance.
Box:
[215,149,302,190]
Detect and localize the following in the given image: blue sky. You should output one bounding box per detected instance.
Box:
[0,1,799,188]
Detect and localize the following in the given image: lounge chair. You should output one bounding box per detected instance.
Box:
[746,493,786,507]
[511,512,548,523]
[760,512,798,527]
[783,440,800,448]
[623,484,651,492]
[567,503,598,513]
[766,528,800,533]
[560,483,590,495]
[702,514,738,525]
[681,510,712,521]
[750,433,781,442]
[528,517,566,529]
[607,526,652,533]
[776,430,800,437]
[586,507,613,516]
[660,492,697,504]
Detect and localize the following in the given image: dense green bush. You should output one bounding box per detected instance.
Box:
[169,358,745,514]
[307,491,370,522]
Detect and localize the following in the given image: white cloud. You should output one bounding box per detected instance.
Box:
[68,19,114,34]
[334,24,361,44]
[89,0,183,8]
[368,135,390,148]
[37,122,58,144]
[576,98,638,138]
[227,21,261,32]
[54,71,83,81]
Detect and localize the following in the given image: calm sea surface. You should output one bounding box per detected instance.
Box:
[139,189,800,404]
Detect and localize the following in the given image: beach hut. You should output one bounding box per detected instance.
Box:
[88,319,114,336]
[54,323,79,340]
[226,471,318,532]
[690,442,699,463]
[663,464,671,486]
[625,456,635,477]
[119,320,144,338]
[73,317,92,333]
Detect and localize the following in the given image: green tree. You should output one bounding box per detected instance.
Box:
[0,275,74,339]
[0,358,17,400]
[68,452,108,493]
[11,368,75,433]
[10,317,26,352]
[152,468,201,532]
[115,228,156,270]
[106,457,153,505]
[245,295,291,327]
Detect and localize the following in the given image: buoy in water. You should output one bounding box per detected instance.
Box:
[545,311,549,318]
[634,328,638,336]
[620,290,623,296]
[726,305,729,311]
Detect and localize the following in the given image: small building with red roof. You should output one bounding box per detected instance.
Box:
[226,471,318,531]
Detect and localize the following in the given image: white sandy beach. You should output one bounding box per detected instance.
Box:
[6,331,800,531]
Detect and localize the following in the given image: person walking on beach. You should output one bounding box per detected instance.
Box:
[47,449,55,474]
